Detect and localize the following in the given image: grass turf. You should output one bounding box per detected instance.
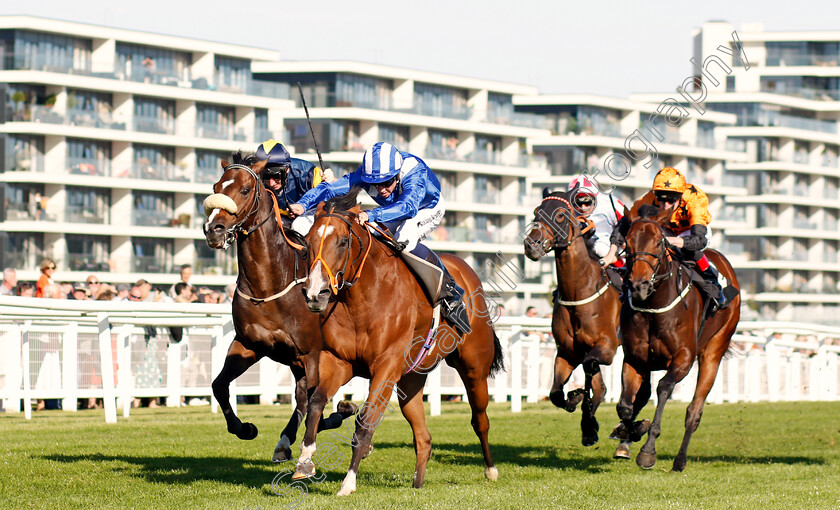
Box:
[1,400,838,509]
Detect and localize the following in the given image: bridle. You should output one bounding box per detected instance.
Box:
[309,211,372,295]
[215,164,268,247]
[529,195,594,253]
[625,219,676,290]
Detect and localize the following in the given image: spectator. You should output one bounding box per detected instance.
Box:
[224,283,236,303]
[1,268,17,295]
[114,283,131,301]
[173,282,196,303]
[45,283,67,299]
[96,287,116,301]
[524,306,546,342]
[169,264,193,298]
[60,282,74,299]
[127,286,144,302]
[71,284,91,300]
[85,274,102,297]
[35,258,57,298]
[15,282,35,297]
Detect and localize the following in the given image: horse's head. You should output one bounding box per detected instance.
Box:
[203,153,268,249]
[524,189,581,261]
[624,204,673,301]
[303,188,366,312]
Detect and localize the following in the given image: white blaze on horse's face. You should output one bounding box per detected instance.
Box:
[204,209,220,232]
[306,261,327,300]
[221,179,235,190]
[317,224,335,238]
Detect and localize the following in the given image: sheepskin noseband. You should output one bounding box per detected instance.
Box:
[203,193,238,217]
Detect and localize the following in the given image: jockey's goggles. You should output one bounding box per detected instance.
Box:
[654,190,682,204]
[263,164,290,180]
[574,195,594,207]
[373,175,399,189]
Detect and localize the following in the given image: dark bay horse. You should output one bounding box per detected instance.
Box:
[203,154,354,461]
[293,190,504,496]
[524,190,621,446]
[617,205,740,471]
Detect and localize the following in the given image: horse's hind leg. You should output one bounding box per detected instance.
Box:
[672,353,725,472]
[636,353,693,470]
[454,362,498,481]
[397,371,432,488]
[211,338,260,440]
[273,366,307,462]
[549,355,579,412]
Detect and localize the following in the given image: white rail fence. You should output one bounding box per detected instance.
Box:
[1,296,839,423]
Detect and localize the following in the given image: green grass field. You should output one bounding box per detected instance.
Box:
[1,400,838,509]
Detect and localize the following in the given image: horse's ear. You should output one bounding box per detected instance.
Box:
[315,201,326,216]
[252,159,267,174]
[542,187,552,198]
[655,206,672,226]
[221,158,230,169]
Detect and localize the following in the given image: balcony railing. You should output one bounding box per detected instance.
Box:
[129,163,186,181]
[473,189,500,204]
[4,204,55,222]
[65,204,107,224]
[765,55,840,67]
[133,255,172,274]
[67,157,111,177]
[132,210,174,227]
[134,115,175,135]
[66,109,126,130]
[3,153,45,173]
[195,122,234,140]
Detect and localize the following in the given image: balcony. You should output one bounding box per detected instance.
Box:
[3,153,44,173]
[133,115,175,135]
[4,204,55,222]
[473,189,500,204]
[823,219,839,231]
[65,205,106,224]
[66,109,126,130]
[793,219,816,230]
[67,157,111,177]
[195,122,234,140]
[467,151,502,165]
[7,104,64,124]
[129,162,186,181]
[765,55,840,67]
[132,210,174,227]
[195,255,236,276]
[133,255,172,274]
[722,173,746,188]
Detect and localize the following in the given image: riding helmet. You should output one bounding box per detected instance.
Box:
[360,142,403,184]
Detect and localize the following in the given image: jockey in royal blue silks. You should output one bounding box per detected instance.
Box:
[289,141,471,335]
[255,139,331,211]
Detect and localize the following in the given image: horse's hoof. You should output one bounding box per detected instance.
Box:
[609,422,627,441]
[671,459,686,473]
[272,445,292,463]
[636,451,657,469]
[337,400,358,417]
[236,422,258,440]
[361,444,374,459]
[484,466,498,481]
[292,460,316,480]
[581,432,599,447]
[614,442,631,459]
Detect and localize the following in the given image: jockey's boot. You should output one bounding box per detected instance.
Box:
[698,261,738,311]
[410,244,472,335]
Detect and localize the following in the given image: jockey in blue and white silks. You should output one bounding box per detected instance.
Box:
[290,141,471,335]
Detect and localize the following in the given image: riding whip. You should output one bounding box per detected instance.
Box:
[297,82,327,174]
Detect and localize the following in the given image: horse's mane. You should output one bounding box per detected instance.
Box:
[638,204,660,219]
[324,187,362,215]
[231,150,260,166]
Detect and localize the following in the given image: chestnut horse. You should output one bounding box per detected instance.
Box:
[203,153,354,462]
[524,190,621,446]
[617,205,740,471]
[292,190,504,496]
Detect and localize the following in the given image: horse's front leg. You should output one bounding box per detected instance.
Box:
[580,341,618,446]
[293,355,353,480]
[338,369,403,497]
[548,354,579,412]
[636,350,693,469]
[211,338,260,440]
[614,359,651,459]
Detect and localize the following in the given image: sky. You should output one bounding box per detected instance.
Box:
[3,0,840,98]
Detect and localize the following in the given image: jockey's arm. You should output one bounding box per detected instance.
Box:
[599,244,620,267]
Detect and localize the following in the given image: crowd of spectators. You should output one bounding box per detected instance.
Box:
[0,261,234,304]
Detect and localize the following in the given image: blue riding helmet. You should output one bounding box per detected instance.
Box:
[255,139,291,171]
[360,142,403,184]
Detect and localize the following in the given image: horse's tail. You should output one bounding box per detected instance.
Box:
[489,332,505,377]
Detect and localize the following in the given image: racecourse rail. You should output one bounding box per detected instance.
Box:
[1,295,839,423]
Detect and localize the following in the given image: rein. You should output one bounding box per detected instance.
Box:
[310,212,372,295]
[218,163,307,304]
[624,218,693,312]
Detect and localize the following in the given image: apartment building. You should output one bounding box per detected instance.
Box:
[633,21,840,323]
[251,61,553,307]
[0,16,291,289]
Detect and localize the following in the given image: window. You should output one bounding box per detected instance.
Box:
[215,56,250,93]
[196,103,235,139]
[196,150,228,184]
[474,175,501,204]
[4,183,44,221]
[336,74,393,109]
[4,232,44,271]
[414,83,469,119]
[66,186,109,224]
[473,135,502,164]
[133,145,175,181]
[7,30,91,72]
[437,171,457,201]
[116,42,191,84]
[66,235,110,271]
[134,97,175,134]
[67,90,116,128]
[132,237,173,273]
[133,190,173,226]
[254,108,271,142]
[488,93,513,124]
[3,135,44,172]
[194,240,237,275]
[67,139,111,176]
[379,124,410,149]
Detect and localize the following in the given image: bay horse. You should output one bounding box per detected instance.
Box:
[524,189,621,446]
[292,189,504,496]
[617,205,740,471]
[203,153,355,462]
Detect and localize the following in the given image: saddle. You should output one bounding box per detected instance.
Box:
[370,225,442,305]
